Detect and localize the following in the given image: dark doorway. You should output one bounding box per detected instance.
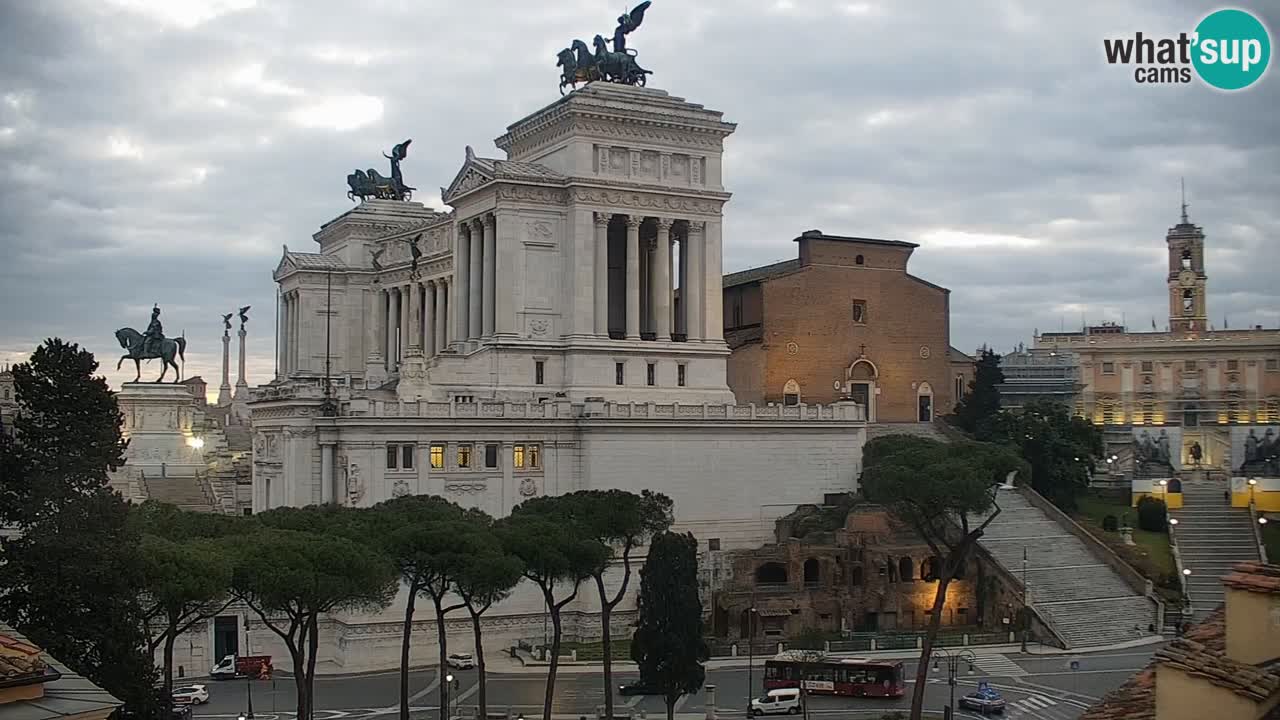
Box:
[899,557,914,581]
[918,394,933,422]
[213,616,239,663]
[756,562,788,585]
[803,558,820,585]
[739,609,752,639]
[850,382,870,409]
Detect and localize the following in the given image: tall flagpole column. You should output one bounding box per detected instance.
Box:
[593,212,610,336]
[218,330,232,405]
[653,218,673,341]
[235,323,248,398]
[423,281,437,358]
[468,218,484,341]
[685,222,705,342]
[625,215,642,340]
[482,214,497,338]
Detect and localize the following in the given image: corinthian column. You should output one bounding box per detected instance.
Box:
[482,214,496,338]
[594,212,610,336]
[653,218,673,341]
[386,287,399,369]
[455,223,471,344]
[423,280,436,358]
[408,281,422,353]
[625,215,642,340]
[685,222,705,342]
[469,218,483,341]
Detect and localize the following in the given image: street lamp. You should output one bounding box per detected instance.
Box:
[1248,478,1259,505]
[444,673,459,720]
[1261,517,1269,526]
[244,619,255,720]
[931,648,976,718]
[746,603,758,711]
[1158,479,1169,503]
[1168,518,1179,526]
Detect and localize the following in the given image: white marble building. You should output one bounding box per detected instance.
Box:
[213,84,868,674]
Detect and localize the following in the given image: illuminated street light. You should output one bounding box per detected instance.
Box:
[1183,568,1192,576]
[1261,517,1269,525]
[1169,518,1179,526]
[187,436,205,449]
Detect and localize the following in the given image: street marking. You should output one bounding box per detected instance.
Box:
[672,694,690,713]
[454,683,480,706]
[378,673,441,713]
[969,652,1028,678]
[624,695,644,708]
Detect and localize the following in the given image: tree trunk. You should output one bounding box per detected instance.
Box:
[909,573,955,720]
[400,588,418,720]
[469,609,487,720]
[306,615,320,720]
[597,575,614,720]
[433,596,450,720]
[162,621,177,702]
[543,594,563,720]
[289,641,309,720]
[666,695,676,720]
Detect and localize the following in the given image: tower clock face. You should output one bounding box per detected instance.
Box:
[1178,269,1196,286]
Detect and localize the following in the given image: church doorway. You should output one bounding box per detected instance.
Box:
[917,382,934,422]
[847,358,878,422]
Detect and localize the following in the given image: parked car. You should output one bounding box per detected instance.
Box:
[446,652,476,670]
[170,704,193,720]
[958,685,1006,715]
[618,681,660,696]
[750,689,802,716]
[171,685,209,706]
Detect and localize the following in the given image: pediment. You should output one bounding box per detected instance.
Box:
[442,151,495,203]
[273,245,295,277]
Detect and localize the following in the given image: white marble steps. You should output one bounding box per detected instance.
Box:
[976,489,1157,649]
[1171,481,1262,621]
[142,474,218,513]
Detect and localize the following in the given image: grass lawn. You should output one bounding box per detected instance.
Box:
[1072,492,1177,585]
[1264,519,1279,564]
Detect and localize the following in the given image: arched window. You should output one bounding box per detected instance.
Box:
[899,557,914,581]
[1182,289,1195,314]
[855,254,865,266]
[783,379,801,407]
[954,375,965,402]
[922,557,941,582]
[917,382,934,422]
[887,561,898,583]
[803,558,820,585]
[1181,249,1192,269]
[756,562,788,585]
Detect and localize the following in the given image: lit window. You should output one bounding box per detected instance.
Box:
[457,444,472,469]
[386,445,398,470]
[535,360,545,385]
[484,444,498,469]
[615,362,624,386]
[647,363,656,386]
[430,445,444,469]
[401,445,414,470]
[513,445,525,469]
[528,444,541,468]
[1101,362,1115,375]
[677,364,686,387]
[852,300,867,324]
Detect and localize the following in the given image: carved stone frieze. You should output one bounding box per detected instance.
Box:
[570,187,723,215]
[496,185,569,205]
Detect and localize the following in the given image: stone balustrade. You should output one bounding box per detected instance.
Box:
[339,398,865,422]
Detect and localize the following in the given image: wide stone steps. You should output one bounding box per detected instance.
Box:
[142,475,217,513]
[976,489,1157,649]
[1170,481,1262,621]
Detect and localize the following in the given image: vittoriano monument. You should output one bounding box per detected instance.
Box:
[557,1,652,94]
[115,305,187,383]
[347,139,415,202]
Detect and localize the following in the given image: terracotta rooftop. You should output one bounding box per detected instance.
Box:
[1222,561,1280,595]
[0,622,121,720]
[0,634,46,681]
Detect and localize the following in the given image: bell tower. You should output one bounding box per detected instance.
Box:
[1167,183,1206,333]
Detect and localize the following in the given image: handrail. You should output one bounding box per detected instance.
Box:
[1248,500,1269,564]
[1167,517,1194,620]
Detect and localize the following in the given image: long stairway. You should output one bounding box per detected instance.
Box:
[978,488,1158,648]
[141,471,218,513]
[1172,479,1262,621]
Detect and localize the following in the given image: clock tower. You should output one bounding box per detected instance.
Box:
[1167,197,1207,334]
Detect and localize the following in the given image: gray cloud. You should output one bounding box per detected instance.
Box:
[1,0,1277,392]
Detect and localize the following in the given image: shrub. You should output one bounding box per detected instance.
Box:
[1102,514,1119,532]
[1136,496,1168,532]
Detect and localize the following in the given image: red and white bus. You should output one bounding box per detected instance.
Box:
[763,656,906,698]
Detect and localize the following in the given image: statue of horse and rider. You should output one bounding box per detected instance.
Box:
[115,305,187,383]
[557,2,653,94]
[347,139,415,202]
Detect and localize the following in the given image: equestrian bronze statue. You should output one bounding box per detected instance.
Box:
[557,2,652,93]
[115,305,187,383]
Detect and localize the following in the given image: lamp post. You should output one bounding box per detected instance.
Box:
[244,618,254,720]
[1158,479,1169,504]
[1248,478,1258,506]
[931,648,976,719]
[1020,546,1028,652]
[444,673,459,720]
[746,602,757,711]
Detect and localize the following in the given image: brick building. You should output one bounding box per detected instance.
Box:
[710,503,1021,639]
[723,230,965,423]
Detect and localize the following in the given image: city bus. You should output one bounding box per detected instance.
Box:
[763,656,906,698]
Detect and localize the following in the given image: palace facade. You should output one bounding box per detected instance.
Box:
[1033,211,1280,474]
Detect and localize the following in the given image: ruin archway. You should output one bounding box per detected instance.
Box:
[756,562,788,585]
[899,557,914,581]
[803,558,820,584]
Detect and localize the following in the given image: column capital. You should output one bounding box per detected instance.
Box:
[483,213,497,229]
[594,211,613,227]
[687,220,706,236]
[470,216,485,231]
[655,217,674,231]
[624,214,644,229]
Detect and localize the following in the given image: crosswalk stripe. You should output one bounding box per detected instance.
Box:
[969,652,1028,677]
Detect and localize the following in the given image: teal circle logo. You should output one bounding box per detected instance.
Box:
[1192,8,1271,90]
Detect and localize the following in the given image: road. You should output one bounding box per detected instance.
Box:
[191,646,1157,720]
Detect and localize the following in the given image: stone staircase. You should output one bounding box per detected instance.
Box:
[1171,479,1262,621]
[978,488,1158,648]
[140,470,218,513]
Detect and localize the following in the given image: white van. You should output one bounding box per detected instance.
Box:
[750,689,802,716]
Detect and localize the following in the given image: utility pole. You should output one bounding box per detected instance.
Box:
[746,597,757,711]
[1021,546,1029,652]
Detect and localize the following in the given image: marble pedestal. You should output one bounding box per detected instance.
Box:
[116,383,207,478]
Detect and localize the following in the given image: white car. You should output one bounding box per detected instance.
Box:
[446,653,476,670]
[750,689,801,716]
[172,685,209,705]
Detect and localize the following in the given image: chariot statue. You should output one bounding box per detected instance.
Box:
[115,305,187,383]
[557,2,652,94]
[347,139,415,202]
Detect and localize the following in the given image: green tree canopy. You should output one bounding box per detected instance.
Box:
[860,434,1025,720]
[630,531,708,720]
[452,516,523,720]
[953,347,1003,435]
[981,399,1102,510]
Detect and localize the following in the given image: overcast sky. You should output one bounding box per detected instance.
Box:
[2,0,1277,393]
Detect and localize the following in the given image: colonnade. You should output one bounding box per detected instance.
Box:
[594,212,708,342]
[371,277,451,371]
[278,289,302,374]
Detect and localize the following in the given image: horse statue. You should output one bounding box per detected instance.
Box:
[558,39,602,94]
[114,327,186,383]
[347,139,415,202]
[592,34,650,86]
